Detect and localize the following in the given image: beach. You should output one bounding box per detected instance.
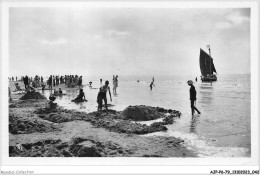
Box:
[9,80,196,157]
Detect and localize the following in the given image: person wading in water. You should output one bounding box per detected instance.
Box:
[98,80,112,114]
[187,80,201,116]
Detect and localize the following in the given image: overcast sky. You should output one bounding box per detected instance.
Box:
[9,7,250,77]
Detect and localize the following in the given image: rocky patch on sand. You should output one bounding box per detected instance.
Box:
[10,137,132,157]
[119,105,163,121]
[88,114,167,134]
[20,91,46,100]
[9,114,61,134]
[34,105,181,135]
[35,108,86,123]
[10,99,46,108]
[119,105,181,121]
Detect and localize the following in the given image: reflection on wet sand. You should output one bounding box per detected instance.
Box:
[199,84,214,106]
[190,115,200,134]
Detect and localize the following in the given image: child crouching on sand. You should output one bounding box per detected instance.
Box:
[45,96,58,109]
[72,89,86,102]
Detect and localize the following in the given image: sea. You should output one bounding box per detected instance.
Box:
[42,74,251,157]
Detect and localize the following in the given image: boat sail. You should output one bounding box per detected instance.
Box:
[199,48,217,82]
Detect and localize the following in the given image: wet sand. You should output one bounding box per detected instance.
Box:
[9,81,196,157]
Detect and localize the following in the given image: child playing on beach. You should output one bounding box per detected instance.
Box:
[72,89,86,102]
[46,96,58,109]
[58,88,63,94]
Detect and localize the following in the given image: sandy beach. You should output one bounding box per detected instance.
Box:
[9,81,196,157]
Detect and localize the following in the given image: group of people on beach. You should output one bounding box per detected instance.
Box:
[8,76,18,82]
[10,74,200,116]
[47,75,83,90]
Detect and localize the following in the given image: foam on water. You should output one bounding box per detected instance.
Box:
[142,131,249,157]
[137,118,164,126]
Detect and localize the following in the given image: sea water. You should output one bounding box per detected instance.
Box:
[42,74,251,157]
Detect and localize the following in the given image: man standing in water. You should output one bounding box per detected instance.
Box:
[150,81,155,91]
[187,80,201,115]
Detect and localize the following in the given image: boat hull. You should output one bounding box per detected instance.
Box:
[201,75,217,82]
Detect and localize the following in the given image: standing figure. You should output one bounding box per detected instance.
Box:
[53,75,56,87]
[23,75,29,90]
[187,80,201,116]
[150,81,155,91]
[78,76,82,88]
[56,76,59,85]
[100,79,102,85]
[48,75,53,90]
[97,80,112,114]
[114,75,118,93]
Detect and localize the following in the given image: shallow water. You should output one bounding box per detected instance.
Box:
[41,74,251,157]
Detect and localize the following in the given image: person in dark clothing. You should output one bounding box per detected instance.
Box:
[53,76,56,87]
[97,80,112,114]
[72,89,85,102]
[78,76,82,88]
[41,76,43,83]
[187,80,201,116]
[48,75,52,90]
[23,75,29,90]
[150,81,155,90]
[58,88,63,94]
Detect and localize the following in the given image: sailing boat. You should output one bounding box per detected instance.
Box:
[199,47,217,82]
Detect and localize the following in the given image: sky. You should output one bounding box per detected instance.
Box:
[9,7,250,77]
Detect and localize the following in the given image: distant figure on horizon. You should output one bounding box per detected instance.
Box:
[100,79,102,85]
[187,80,201,116]
[195,77,197,82]
[150,81,155,91]
[113,75,118,94]
[78,76,83,88]
[97,80,112,114]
